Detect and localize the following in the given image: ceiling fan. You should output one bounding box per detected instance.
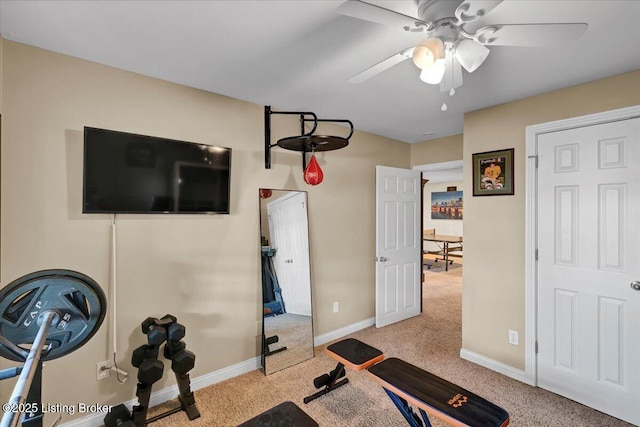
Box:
[337,0,588,95]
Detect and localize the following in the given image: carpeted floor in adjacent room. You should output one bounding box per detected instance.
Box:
[148,263,634,426]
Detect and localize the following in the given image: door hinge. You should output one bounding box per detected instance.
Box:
[528,154,538,168]
[535,341,539,354]
[535,249,538,261]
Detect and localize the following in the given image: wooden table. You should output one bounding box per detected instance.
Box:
[423,232,463,271]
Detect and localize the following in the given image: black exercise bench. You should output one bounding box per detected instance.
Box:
[237,401,318,427]
[305,338,510,427]
[303,338,384,403]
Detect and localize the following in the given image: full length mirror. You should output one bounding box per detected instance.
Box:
[259,189,314,375]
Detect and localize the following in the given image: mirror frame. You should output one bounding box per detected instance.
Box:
[259,188,314,375]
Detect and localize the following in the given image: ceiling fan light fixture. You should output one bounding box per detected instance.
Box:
[419,59,446,84]
[455,39,490,73]
[412,37,444,70]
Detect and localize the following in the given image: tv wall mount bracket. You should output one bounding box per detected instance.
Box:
[264,105,353,170]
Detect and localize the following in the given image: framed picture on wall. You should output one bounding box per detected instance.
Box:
[472,148,514,196]
[431,191,463,220]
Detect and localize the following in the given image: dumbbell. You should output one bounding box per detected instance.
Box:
[137,358,164,385]
[103,404,134,427]
[160,314,177,324]
[163,340,186,360]
[141,317,167,346]
[171,349,196,375]
[131,344,160,368]
[167,323,186,341]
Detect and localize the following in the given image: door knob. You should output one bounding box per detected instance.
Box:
[379,257,388,262]
[631,281,640,291]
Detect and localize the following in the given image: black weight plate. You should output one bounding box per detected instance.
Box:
[0,269,106,362]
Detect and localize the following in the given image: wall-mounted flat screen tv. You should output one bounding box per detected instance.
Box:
[83,127,231,214]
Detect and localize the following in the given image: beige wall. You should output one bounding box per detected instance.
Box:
[462,69,640,369]
[410,133,463,167]
[0,40,409,422]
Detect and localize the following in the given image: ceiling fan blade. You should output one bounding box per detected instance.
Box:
[337,0,427,31]
[455,0,504,23]
[478,23,588,47]
[348,48,414,83]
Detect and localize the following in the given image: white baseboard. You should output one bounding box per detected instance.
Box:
[460,348,530,385]
[60,356,260,427]
[314,317,375,347]
[61,317,375,426]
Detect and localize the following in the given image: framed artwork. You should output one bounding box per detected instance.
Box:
[472,148,514,196]
[431,191,463,220]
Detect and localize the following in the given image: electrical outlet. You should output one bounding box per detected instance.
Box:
[333,301,339,313]
[96,361,110,380]
[508,330,519,346]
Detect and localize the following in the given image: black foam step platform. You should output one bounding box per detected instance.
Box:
[237,401,318,427]
[368,358,509,427]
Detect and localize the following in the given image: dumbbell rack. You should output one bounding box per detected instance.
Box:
[104,315,200,427]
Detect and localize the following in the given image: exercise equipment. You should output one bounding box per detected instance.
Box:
[0,269,107,427]
[305,338,510,427]
[303,338,382,404]
[131,344,159,368]
[141,317,168,346]
[261,246,284,316]
[137,358,164,384]
[237,401,318,427]
[170,348,195,375]
[262,332,286,358]
[103,405,135,427]
[167,323,185,342]
[104,315,200,427]
[260,246,288,362]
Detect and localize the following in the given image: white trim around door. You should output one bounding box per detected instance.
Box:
[524,104,640,386]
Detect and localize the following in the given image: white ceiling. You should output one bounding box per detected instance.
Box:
[1,0,639,143]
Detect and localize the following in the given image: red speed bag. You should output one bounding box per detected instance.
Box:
[259,188,273,199]
[303,154,324,186]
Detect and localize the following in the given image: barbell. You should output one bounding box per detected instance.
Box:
[0,269,106,427]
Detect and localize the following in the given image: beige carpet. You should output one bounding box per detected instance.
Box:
[263,313,314,375]
[148,268,634,427]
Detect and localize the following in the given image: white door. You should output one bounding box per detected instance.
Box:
[375,166,422,328]
[537,118,640,425]
[268,192,312,316]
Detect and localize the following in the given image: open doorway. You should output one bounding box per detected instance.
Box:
[414,160,463,273]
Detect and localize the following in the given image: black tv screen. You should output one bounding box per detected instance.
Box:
[83,127,231,214]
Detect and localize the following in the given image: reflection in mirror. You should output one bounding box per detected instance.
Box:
[259,189,314,375]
